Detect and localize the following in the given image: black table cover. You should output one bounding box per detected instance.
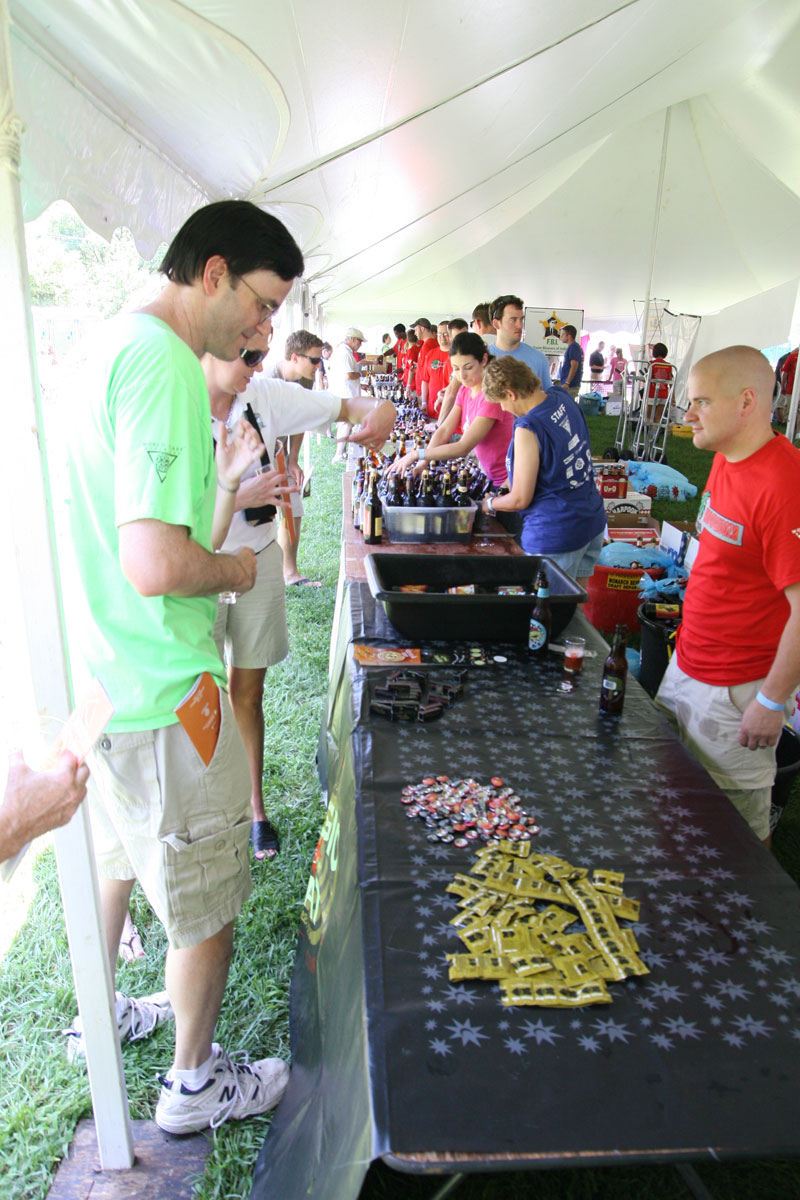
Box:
[253,583,800,1199]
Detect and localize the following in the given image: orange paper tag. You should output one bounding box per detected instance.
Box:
[275,442,297,545]
[174,672,221,766]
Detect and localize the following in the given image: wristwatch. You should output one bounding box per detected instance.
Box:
[485,495,496,515]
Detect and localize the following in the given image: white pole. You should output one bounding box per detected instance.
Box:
[640,106,672,361]
[785,353,800,443]
[0,1,133,1168]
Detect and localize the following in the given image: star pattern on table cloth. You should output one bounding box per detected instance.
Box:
[369,650,800,1070]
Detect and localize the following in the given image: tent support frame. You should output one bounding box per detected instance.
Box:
[0,0,133,1170]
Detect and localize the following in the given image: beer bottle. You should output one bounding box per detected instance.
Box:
[386,472,403,507]
[455,468,472,508]
[402,471,417,507]
[600,624,628,715]
[419,469,435,507]
[352,458,366,530]
[437,470,455,508]
[362,470,383,545]
[528,568,551,653]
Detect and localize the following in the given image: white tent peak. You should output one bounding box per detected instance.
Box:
[10,0,800,330]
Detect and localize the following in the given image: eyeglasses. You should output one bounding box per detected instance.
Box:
[299,354,323,365]
[239,347,267,368]
[237,276,277,324]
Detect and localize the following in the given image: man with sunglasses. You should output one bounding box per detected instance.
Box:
[266,331,326,586]
[65,200,306,1135]
[204,333,396,869]
[487,294,551,389]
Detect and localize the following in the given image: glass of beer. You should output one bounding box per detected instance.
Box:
[563,636,586,676]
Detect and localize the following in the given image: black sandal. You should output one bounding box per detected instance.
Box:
[250,819,280,861]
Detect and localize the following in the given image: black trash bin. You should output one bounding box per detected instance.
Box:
[637,601,680,698]
[770,726,800,834]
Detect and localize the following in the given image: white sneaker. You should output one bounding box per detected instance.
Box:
[155,1043,290,1134]
[64,990,173,1064]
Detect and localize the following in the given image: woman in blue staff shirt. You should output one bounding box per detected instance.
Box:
[480,356,606,584]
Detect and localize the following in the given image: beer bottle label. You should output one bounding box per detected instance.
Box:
[602,674,622,693]
[528,619,548,651]
[374,513,382,537]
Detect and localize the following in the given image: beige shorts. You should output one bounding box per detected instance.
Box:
[87,690,252,948]
[655,657,789,841]
[214,540,289,670]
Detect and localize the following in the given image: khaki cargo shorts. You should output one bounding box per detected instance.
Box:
[87,689,252,948]
[655,657,788,841]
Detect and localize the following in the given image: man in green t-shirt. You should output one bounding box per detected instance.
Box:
[64,200,305,1135]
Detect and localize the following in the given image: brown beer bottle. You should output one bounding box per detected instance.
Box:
[362,470,383,545]
[600,624,628,714]
[528,569,551,653]
[436,470,455,508]
[402,471,418,507]
[419,469,435,507]
[454,468,472,508]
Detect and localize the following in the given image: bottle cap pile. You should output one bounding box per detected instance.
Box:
[400,775,540,847]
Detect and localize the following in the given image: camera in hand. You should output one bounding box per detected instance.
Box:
[242,403,276,526]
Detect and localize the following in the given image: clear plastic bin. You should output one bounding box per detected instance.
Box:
[382,502,477,544]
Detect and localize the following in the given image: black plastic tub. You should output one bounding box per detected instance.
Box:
[364,553,586,643]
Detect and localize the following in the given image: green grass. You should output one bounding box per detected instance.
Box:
[1,430,798,1200]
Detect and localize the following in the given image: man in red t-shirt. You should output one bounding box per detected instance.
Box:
[391,323,407,376]
[655,346,800,843]
[775,346,798,421]
[647,342,674,401]
[419,321,453,417]
[409,317,438,403]
[402,330,419,391]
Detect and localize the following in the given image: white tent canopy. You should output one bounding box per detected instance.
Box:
[10,0,800,336]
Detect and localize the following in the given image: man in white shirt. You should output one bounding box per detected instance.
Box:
[204,341,395,862]
[266,330,327,585]
[328,327,366,462]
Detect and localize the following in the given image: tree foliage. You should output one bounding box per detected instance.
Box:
[26,201,163,315]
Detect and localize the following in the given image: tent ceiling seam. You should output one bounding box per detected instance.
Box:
[155,0,291,180]
[260,0,641,194]
[309,36,716,295]
[10,11,217,204]
[686,97,763,292]
[311,144,605,302]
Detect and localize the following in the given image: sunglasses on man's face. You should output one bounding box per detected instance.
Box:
[300,354,323,365]
[240,348,267,368]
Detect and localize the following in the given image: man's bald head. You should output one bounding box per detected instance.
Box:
[687,346,776,460]
[691,346,775,412]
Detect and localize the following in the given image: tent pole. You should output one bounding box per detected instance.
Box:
[785,354,800,443]
[0,0,133,1170]
[640,106,672,360]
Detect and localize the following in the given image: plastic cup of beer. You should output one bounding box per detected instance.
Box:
[563,636,586,676]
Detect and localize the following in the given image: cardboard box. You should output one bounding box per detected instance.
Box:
[606,526,660,545]
[605,512,660,533]
[597,476,628,499]
[603,490,652,517]
[659,520,700,569]
[605,398,623,416]
[592,457,629,473]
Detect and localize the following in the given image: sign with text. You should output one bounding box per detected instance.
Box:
[525,307,584,353]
